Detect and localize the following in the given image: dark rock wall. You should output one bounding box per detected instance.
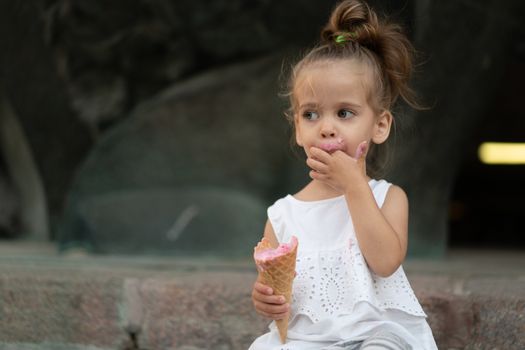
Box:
[45,0,335,128]
[0,1,92,237]
[393,0,525,256]
[1,0,524,256]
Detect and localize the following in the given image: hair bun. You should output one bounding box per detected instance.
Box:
[321,0,379,47]
[319,0,417,108]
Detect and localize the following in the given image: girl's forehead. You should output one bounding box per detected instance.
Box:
[293,60,373,102]
[302,58,364,72]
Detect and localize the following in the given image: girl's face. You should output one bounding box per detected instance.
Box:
[293,59,391,159]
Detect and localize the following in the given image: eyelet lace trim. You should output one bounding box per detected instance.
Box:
[291,239,426,322]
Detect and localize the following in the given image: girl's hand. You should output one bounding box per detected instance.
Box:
[307,141,368,192]
[251,280,289,320]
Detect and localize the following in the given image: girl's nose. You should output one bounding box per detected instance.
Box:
[320,121,336,138]
[321,130,336,138]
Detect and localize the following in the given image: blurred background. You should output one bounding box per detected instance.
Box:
[0,0,524,259]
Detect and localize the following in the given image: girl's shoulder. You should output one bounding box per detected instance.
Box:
[369,178,408,209]
[371,179,408,207]
[381,183,409,218]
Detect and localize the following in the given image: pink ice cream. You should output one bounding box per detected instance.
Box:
[253,235,299,343]
[254,236,298,270]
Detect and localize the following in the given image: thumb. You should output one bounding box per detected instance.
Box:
[355,141,368,160]
[355,141,368,173]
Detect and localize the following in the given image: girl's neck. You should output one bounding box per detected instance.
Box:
[293,180,344,201]
[293,177,373,202]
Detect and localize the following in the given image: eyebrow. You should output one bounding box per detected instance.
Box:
[338,101,362,109]
[298,101,363,110]
[298,103,318,110]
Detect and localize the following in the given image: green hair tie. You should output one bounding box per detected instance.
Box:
[334,32,357,44]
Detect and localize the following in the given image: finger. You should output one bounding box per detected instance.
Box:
[309,169,328,181]
[309,147,332,163]
[306,157,329,173]
[252,289,287,305]
[255,307,289,320]
[253,299,289,314]
[355,141,368,174]
[253,300,290,319]
[355,141,368,161]
[268,311,289,321]
[253,282,273,295]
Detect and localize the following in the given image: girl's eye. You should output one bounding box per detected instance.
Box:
[303,111,319,120]
[338,109,355,119]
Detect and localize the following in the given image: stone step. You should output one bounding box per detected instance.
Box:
[0,244,524,350]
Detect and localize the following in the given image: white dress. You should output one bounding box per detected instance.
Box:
[249,179,438,350]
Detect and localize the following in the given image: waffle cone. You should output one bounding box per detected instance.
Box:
[254,236,298,344]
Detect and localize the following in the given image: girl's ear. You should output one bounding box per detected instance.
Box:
[372,110,393,145]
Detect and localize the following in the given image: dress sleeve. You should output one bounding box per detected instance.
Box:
[372,179,392,208]
[267,200,284,243]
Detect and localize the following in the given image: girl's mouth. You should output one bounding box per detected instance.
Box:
[318,139,345,153]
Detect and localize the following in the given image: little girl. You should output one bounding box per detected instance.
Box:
[249,1,437,349]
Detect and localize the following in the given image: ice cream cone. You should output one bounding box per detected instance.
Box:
[254,236,298,344]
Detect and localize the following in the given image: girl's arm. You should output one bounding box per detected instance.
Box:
[307,145,408,277]
[345,182,408,277]
[251,220,289,320]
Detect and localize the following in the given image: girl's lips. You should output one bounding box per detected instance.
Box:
[318,139,345,153]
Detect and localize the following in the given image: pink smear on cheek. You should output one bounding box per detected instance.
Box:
[355,142,368,158]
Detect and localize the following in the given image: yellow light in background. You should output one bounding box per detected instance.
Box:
[478,142,525,164]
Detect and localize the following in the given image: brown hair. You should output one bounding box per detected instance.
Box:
[284,0,420,177]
